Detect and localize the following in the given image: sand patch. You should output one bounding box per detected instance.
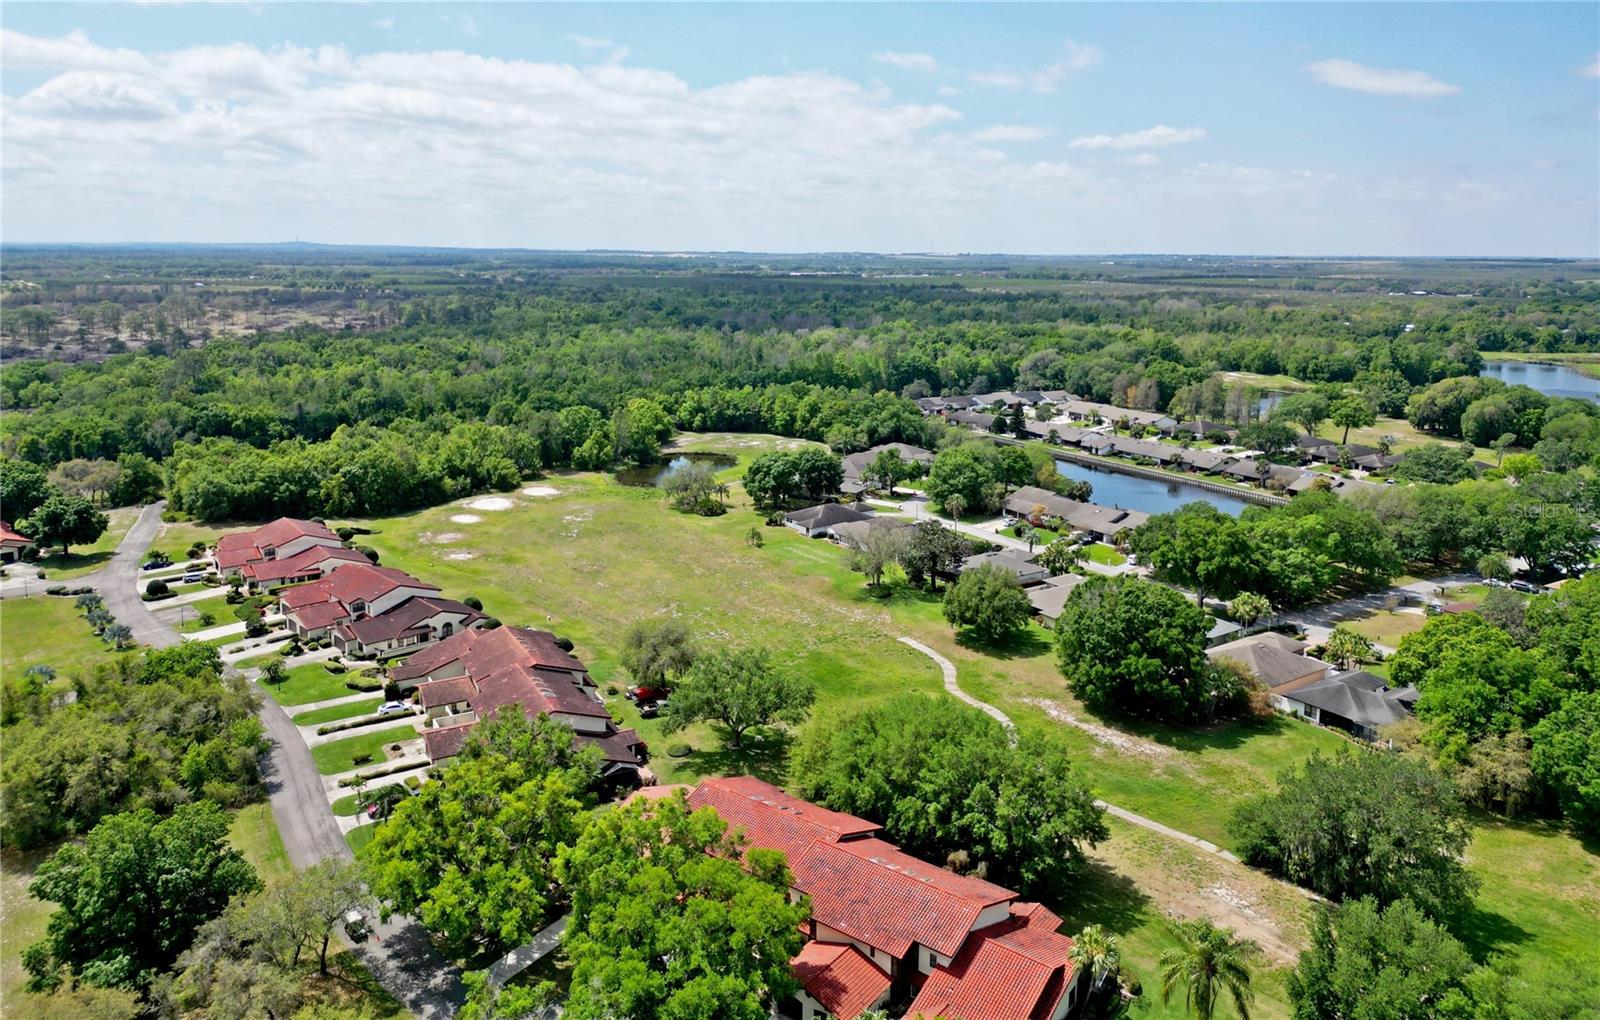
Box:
[445,551,477,561]
[467,496,515,511]
[420,532,465,544]
[521,486,559,498]
[1024,698,1175,761]
[450,514,482,524]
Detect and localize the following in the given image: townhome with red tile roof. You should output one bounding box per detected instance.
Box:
[213,517,345,580]
[275,562,485,661]
[401,626,648,786]
[681,776,1086,1020]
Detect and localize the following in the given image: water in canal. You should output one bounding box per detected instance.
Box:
[1479,360,1600,402]
[1055,459,1254,517]
[615,452,737,487]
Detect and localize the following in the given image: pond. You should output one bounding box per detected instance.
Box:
[1479,360,1600,402]
[615,452,738,488]
[1054,458,1254,517]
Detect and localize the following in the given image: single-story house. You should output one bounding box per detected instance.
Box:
[1309,442,1380,465]
[1208,632,1330,703]
[1109,436,1183,465]
[1023,421,1089,445]
[1294,435,1338,462]
[1177,420,1236,439]
[961,549,1048,585]
[1175,448,1234,473]
[946,408,1002,429]
[1077,432,1119,455]
[840,443,934,494]
[970,391,1023,408]
[1056,400,1176,434]
[1002,485,1149,543]
[785,503,871,539]
[1354,452,1405,472]
[1286,472,1334,495]
[0,520,35,563]
[830,516,914,550]
[1027,574,1088,625]
[1206,617,1244,647]
[1281,670,1418,742]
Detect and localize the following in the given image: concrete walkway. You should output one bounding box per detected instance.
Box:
[898,636,1014,732]
[150,584,230,608]
[487,914,569,988]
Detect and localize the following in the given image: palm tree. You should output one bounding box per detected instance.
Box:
[1159,918,1257,1020]
[943,493,967,524]
[1070,924,1122,995]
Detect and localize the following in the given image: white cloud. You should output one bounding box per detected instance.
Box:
[1069,125,1207,150]
[968,38,1101,94]
[974,124,1051,142]
[1582,54,1600,79]
[1305,58,1460,97]
[566,33,630,65]
[872,51,938,72]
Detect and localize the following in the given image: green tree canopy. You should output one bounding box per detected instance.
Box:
[1230,750,1476,918]
[663,645,815,749]
[25,802,260,991]
[554,792,808,1020]
[619,618,699,688]
[941,563,1033,643]
[1288,898,1474,1020]
[21,491,109,556]
[794,694,1107,895]
[1054,575,1216,720]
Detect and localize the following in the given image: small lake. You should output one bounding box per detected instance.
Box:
[1055,459,1254,517]
[615,452,737,488]
[1479,360,1600,402]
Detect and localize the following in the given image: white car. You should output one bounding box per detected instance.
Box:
[376,701,410,716]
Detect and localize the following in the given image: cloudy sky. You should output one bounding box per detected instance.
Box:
[2,3,1596,255]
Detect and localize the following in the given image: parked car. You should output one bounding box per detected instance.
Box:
[637,699,670,719]
[181,572,205,583]
[142,559,168,570]
[630,685,672,703]
[342,909,371,943]
[376,701,410,716]
[1510,580,1542,594]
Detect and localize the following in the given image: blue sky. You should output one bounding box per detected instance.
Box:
[3,3,1596,255]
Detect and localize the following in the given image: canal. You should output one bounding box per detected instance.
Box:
[1055,458,1256,517]
[1479,360,1600,402]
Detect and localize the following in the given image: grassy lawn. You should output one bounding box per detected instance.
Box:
[1313,415,1493,461]
[1343,610,1430,646]
[294,697,385,726]
[1438,582,1492,607]
[346,823,378,853]
[28,506,141,580]
[0,596,133,685]
[1083,542,1127,566]
[0,845,55,1008]
[311,724,418,775]
[228,801,292,883]
[261,662,368,707]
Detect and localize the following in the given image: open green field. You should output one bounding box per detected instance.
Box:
[0,595,134,685]
[262,661,367,707]
[319,433,1597,1011]
[311,724,418,775]
[228,800,292,883]
[1084,542,1127,566]
[1312,414,1496,460]
[0,846,54,1008]
[27,506,141,580]
[1343,609,1430,646]
[294,697,385,726]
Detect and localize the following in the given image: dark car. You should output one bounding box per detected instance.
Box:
[143,559,168,570]
[637,699,669,719]
[1509,580,1541,594]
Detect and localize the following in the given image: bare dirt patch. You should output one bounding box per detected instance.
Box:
[1024,698,1175,761]
[449,514,482,524]
[444,551,476,561]
[419,532,465,544]
[466,497,516,511]
[521,486,560,498]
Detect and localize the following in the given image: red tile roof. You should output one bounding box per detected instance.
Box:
[422,721,475,761]
[0,520,32,546]
[791,942,891,1020]
[245,545,368,583]
[687,776,880,863]
[323,563,436,605]
[290,600,351,630]
[791,837,1015,958]
[905,903,1077,1020]
[581,727,647,765]
[417,674,476,709]
[254,517,340,549]
[390,626,483,682]
[337,597,483,645]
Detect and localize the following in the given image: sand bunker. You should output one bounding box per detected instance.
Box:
[467,496,515,511]
[450,514,482,524]
[445,551,476,561]
[521,486,559,498]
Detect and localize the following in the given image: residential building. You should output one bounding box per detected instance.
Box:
[278,563,440,642]
[241,545,371,587]
[0,521,35,563]
[1003,486,1149,543]
[213,517,344,579]
[331,596,486,659]
[785,503,871,539]
[403,625,648,784]
[1282,670,1419,742]
[1027,574,1088,626]
[830,515,915,551]
[684,777,1084,1020]
[960,549,1048,585]
[1207,632,1330,707]
[840,443,935,495]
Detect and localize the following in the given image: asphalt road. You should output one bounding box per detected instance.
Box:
[86,503,465,1017]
